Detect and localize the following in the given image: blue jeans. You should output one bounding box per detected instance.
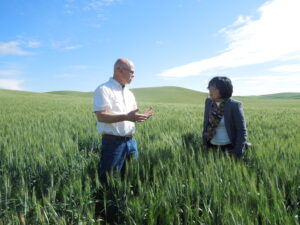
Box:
[99,136,138,184]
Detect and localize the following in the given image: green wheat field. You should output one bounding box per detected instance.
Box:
[0,87,299,225]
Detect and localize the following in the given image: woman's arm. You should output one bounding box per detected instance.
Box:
[228,101,247,157]
[202,98,211,147]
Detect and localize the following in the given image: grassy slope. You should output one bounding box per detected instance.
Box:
[0,89,39,96]
[45,88,300,101]
[46,87,208,104]
[47,91,93,98]
[0,87,299,224]
[1,88,300,104]
[257,92,300,99]
[132,86,207,104]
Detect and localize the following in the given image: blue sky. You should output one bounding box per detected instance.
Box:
[1,0,299,95]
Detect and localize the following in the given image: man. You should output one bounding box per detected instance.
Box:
[93,58,153,184]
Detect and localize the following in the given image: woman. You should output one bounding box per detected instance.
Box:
[202,76,248,158]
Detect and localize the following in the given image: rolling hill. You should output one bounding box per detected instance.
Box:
[132,86,207,104]
[1,88,299,104]
[45,87,300,102]
[0,89,39,96]
[47,91,93,98]
[46,86,207,104]
[257,92,300,99]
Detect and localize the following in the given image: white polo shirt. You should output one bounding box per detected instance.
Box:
[93,78,137,136]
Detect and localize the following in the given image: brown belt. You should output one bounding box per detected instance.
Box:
[102,134,133,141]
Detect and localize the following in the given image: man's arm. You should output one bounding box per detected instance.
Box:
[95,108,153,123]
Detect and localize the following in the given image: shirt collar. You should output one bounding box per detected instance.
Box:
[209,97,230,107]
[109,77,125,90]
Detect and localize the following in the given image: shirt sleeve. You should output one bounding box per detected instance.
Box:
[132,93,137,110]
[93,86,111,112]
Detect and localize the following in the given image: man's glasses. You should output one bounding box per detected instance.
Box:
[124,68,134,74]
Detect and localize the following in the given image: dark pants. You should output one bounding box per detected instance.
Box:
[206,142,243,159]
[208,143,233,152]
[94,136,138,222]
[99,136,138,185]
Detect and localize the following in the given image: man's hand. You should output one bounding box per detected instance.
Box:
[95,107,154,123]
[126,107,153,122]
[144,107,153,118]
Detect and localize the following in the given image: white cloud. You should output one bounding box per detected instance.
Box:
[88,0,103,7]
[0,70,22,76]
[64,0,121,19]
[232,74,300,95]
[26,41,41,48]
[270,64,300,73]
[64,0,121,26]
[0,41,31,56]
[85,0,104,13]
[86,0,120,9]
[63,45,82,50]
[0,79,23,90]
[219,15,251,33]
[51,40,66,49]
[51,40,82,50]
[158,0,300,78]
[83,0,120,17]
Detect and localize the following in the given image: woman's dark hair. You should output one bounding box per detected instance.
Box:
[208,76,233,99]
